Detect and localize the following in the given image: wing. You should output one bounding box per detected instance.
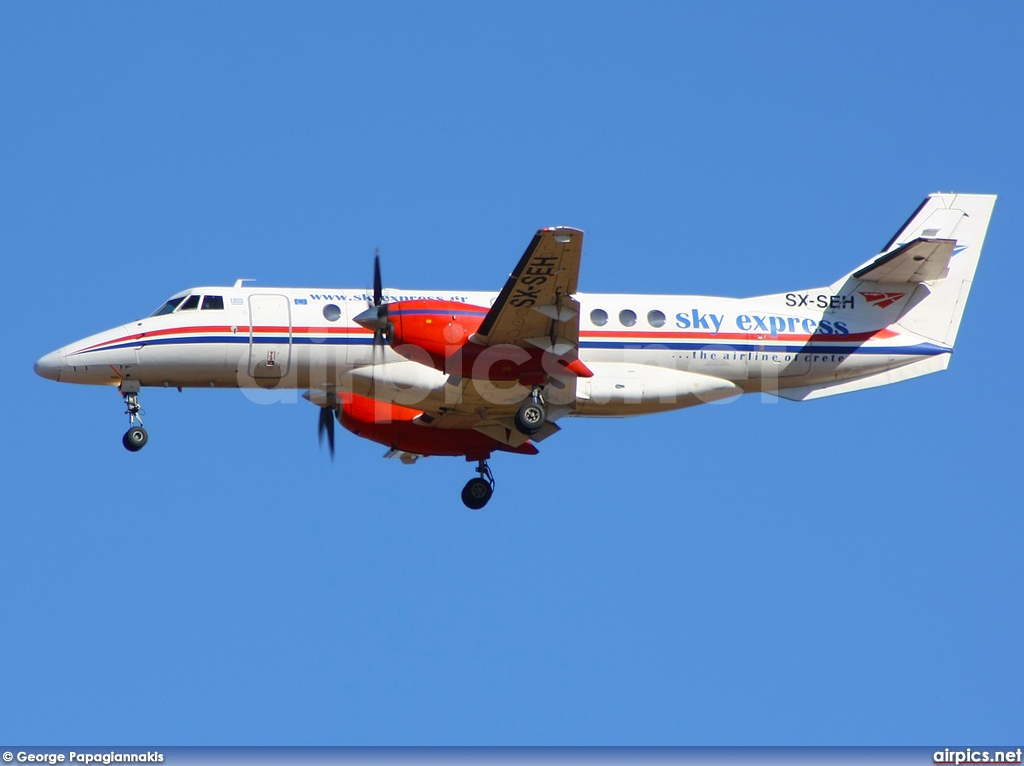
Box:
[853,237,956,283]
[411,375,564,450]
[355,228,584,459]
[471,226,583,359]
[415,405,558,450]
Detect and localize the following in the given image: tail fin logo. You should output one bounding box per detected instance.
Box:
[859,291,906,309]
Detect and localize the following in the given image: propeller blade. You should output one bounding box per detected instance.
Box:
[366,248,387,400]
[355,248,391,345]
[373,248,382,307]
[318,406,335,460]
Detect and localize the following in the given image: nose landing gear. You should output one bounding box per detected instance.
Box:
[120,382,148,452]
[461,458,495,510]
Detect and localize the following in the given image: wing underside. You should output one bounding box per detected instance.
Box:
[471,226,584,359]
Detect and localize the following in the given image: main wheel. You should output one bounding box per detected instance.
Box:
[461,477,493,510]
[514,400,546,435]
[123,426,149,452]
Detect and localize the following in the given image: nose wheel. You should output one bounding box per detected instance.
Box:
[121,385,149,452]
[461,459,495,510]
[123,425,148,451]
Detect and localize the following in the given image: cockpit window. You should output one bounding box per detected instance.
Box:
[179,295,201,311]
[151,297,186,316]
[201,295,224,310]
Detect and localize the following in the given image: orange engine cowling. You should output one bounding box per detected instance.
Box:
[385,299,487,369]
[338,392,537,460]
[384,299,591,383]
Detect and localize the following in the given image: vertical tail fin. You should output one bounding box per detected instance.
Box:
[779,193,995,402]
[834,192,996,347]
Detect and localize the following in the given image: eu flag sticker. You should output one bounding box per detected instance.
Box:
[294,298,308,305]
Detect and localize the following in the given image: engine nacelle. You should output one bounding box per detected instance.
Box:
[384,299,484,369]
[383,299,589,383]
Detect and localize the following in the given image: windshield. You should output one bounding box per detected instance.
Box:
[151,296,186,316]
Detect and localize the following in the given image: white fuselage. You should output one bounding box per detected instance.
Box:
[36,284,946,418]
[31,193,993,508]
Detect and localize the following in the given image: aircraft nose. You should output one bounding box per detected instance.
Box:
[34,347,65,382]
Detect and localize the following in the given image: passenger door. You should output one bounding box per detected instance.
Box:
[248,294,292,385]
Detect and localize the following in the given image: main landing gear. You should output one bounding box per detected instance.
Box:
[120,384,149,452]
[461,459,495,510]
[514,386,547,436]
[463,386,546,509]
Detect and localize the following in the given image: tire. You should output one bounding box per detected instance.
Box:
[461,477,493,510]
[123,426,148,452]
[514,401,546,435]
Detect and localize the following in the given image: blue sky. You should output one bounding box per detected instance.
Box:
[2,0,1022,746]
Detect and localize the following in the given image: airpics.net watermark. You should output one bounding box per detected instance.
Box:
[934,749,1023,764]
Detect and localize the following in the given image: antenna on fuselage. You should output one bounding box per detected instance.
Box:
[233,278,256,288]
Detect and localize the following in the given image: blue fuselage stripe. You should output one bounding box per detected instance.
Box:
[578,340,950,356]
[72,334,950,358]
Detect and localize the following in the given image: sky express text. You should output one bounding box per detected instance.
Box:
[676,309,850,337]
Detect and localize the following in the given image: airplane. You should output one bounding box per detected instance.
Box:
[35,192,995,509]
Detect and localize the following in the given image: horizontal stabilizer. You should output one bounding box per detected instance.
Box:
[775,355,951,401]
[853,237,956,283]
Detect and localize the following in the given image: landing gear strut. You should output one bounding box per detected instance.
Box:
[461,459,495,510]
[121,384,148,452]
[514,386,547,436]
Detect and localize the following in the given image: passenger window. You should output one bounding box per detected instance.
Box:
[619,309,637,327]
[201,295,224,310]
[151,297,185,316]
[647,310,666,328]
[178,295,200,311]
[323,304,342,322]
[590,309,608,327]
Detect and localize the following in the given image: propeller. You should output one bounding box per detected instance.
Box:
[373,247,383,308]
[348,249,391,407]
[317,250,387,461]
[318,396,336,460]
[354,248,390,346]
